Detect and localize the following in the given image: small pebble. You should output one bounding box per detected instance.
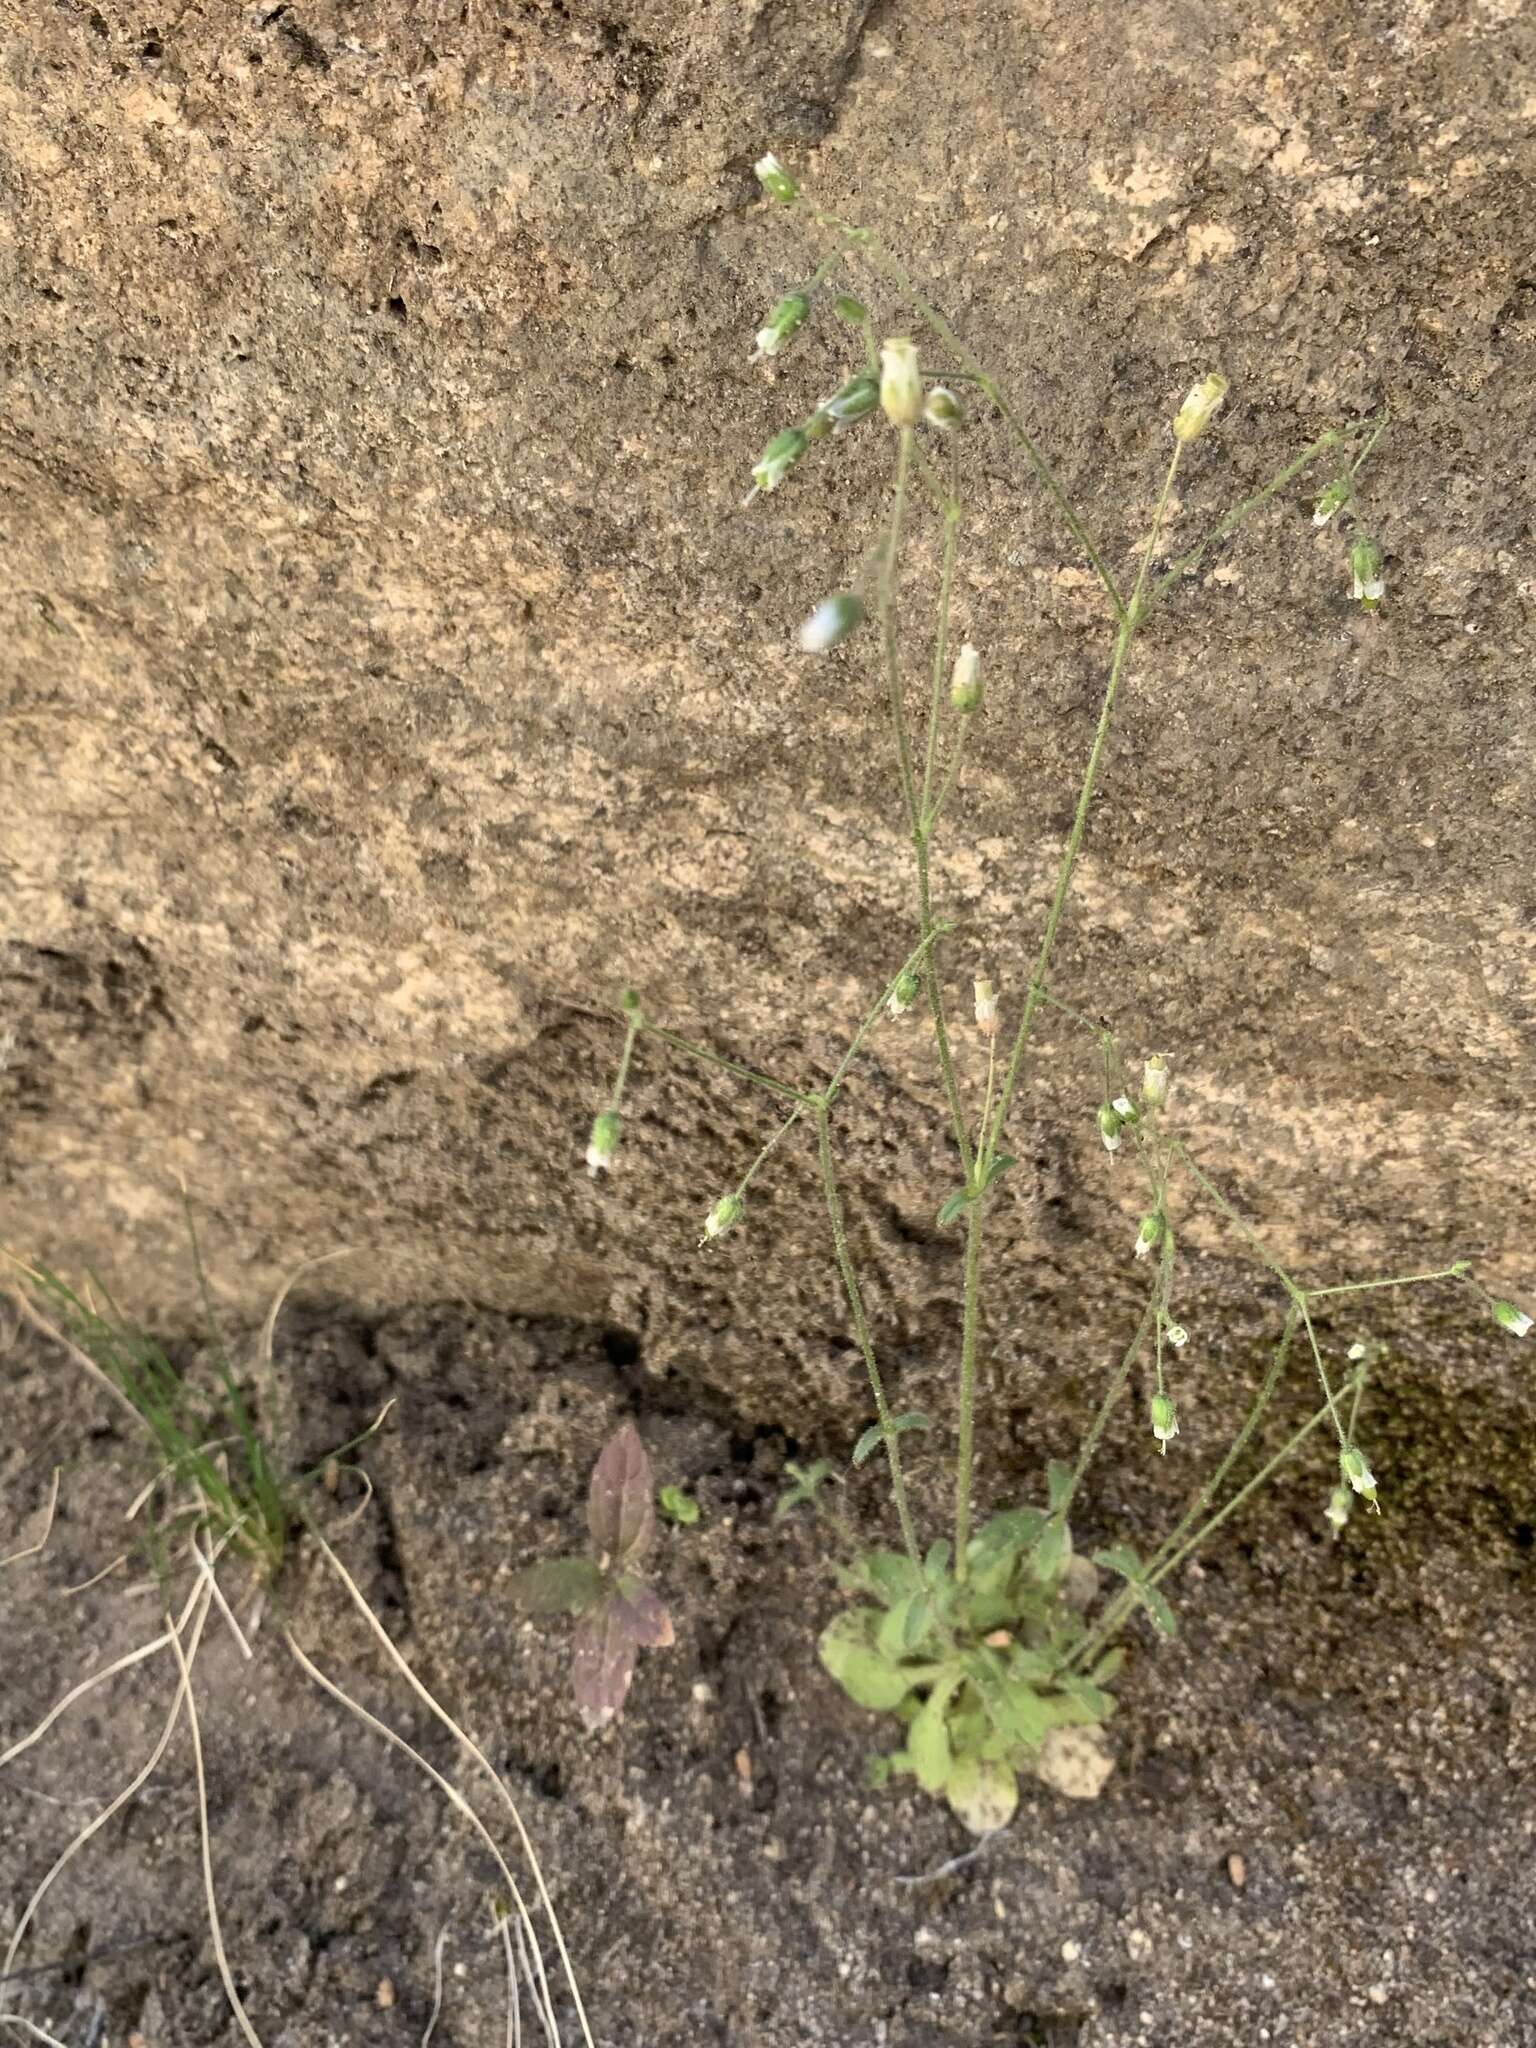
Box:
[1061,1939,1081,1963]
[1227,1851,1247,1888]
[376,1979,396,2009]
[1368,1985,1389,2006]
[1126,1927,1152,1961]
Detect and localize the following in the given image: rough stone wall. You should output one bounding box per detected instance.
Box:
[3,0,1532,1433]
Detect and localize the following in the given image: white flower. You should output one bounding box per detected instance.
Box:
[1493,1301,1533,1338]
[879,338,923,428]
[798,592,864,653]
[1172,374,1228,443]
[973,977,999,1037]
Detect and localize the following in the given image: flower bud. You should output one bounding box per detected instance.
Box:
[1097,1103,1123,1152]
[754,153,797,204]
[751,425,807,495]
[586,1111,620,1178]
[1111,1093,1138,1123]
[1141,1054,1170,1108]
[1493,1300,1533,1338]
[973,977,999,1038]
[1164,1321,1188,1349]
[1346,1340,1368,1363]
[1313,476,1352,527]
[620,988,643,1017]
[834,292,869,324]
[798,592,865,653]
[887,969,919,1019]
[752,290,809,362]
[1349,536,1385,610]
[1325,1484,1353,1535]
[701,1192,745,1245]
[1339,1444,1378,1508]
[1150,1393,1179,1452]
[924,385,963,430]
[1172,373,1228,443]
[1135,1212,1164,1261]
[879,338,923,428]
[949,642,983,713]
[825,373,880,425]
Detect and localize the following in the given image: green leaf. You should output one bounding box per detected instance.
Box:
[508,1556,605,1617]
[840,1550,923,1605]
[966,1651,1054,1753]
[936,1187,972,1226]
[946,1755,1018,1835]
[1008,1647,1059,1685]
[1030,1519,1069,1585]
[1141,1583,1178,1637]
[851,1412,930,1468]
[657,1485,700,1526]
[1090,1649,1127,1686]
[587,1422,655,1566]
[1046,1461,1075,1514]
[1091,1546,1176,1636]
[1092,1543,1146,1583]
[877,1594,929,1661]
[819,1612,919,1712]
[1057,1675,1117,1723]
[776,1457,838,1518]
[902,1593,933,1652]
[908,1679,958,1794]
[572,1597,640,1730]
[970,1508,1046,1569]
[982,1152,1018,1190]
[923,1538,952,1582]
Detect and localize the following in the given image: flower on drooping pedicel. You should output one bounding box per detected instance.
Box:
[887,969,920,1018]
[924,385,963,430]
[1150,1393,1179,1453]
[586,1111,620,1178]
[1111,1093,1138,1124]
[798,592,865,653]
[701,1193,745,1246]
[754,153,798,204]
[1340,1444,1379,1510]
[1097,1103,1124,1152]
[750,425,807,496]
[974,977,999,1038]
[1325,1484,1353,1536]
[1313,476,1353,527]
[1350,536,1385,610]
[1164,1321,1189,1349]
[1172,373,1228,443]
[1493,1300,1533,1339]
[825,373,880,425]
[879,338,923,428]
[752,291,809,362]
[950,642,982,713]
[1142,1054,1170,1109]
[1135,1212,1164,1261]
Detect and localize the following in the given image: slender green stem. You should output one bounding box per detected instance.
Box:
[880,427,921,834]
[952,1190,988,1579]
[1056,1290,1160,1528]
[915,854,974,1177]
[922,720,972,836]
[1345,411,1389,478]
[735,1104,806,1198]
[1170,1141,1298,1295]
[638,1024,810,1104]
[920,504,962,817]
[1296,1296,1348,1444]
[813,1098,923,1569]
[1307,1263,1466,1301]
[608,1015,641,1114]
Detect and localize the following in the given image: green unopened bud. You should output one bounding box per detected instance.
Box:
[1493,1299,1533,1338]
[949,642,982,713]
[1325,1484,1353,1535]
[701,1192,745,1245]
[1141,1054,1170,1108]
[1111,1093,1138,1124]
[1097,1103,1123,1153]
[887,968,919,1019]
[586,1111,621,1178]
[1313,476,1352,527]
[834,293,869,325]
[754,153,797,205]
[1172,373,1228,443]
[799,591,865,653]
[752,290,809,362]
[1349,536,1385,610]
[1135,1212,1164,1262]
[1164,1321,1188,1349]
[1150,1393,1179,1452]
[750,425,807,496]
[825,373,880,425]
[620,988,642,1016]
[879,338,923,428]
[924,385,963,429]
[1340,1444,1379,1509]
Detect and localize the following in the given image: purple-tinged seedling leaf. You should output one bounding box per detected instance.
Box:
[587,1421,656,1568]
[572,1599,639,1731]
[613,1577,674,1649]
[507,1556,605,1616]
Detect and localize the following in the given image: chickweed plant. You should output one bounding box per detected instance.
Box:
[2,1235,596,2048]
[576,159,1531,1834]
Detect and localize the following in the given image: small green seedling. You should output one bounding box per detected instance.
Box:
[658,1484,701,1526]
[512,1422,675,1729]
[819,1462,1125,1831]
